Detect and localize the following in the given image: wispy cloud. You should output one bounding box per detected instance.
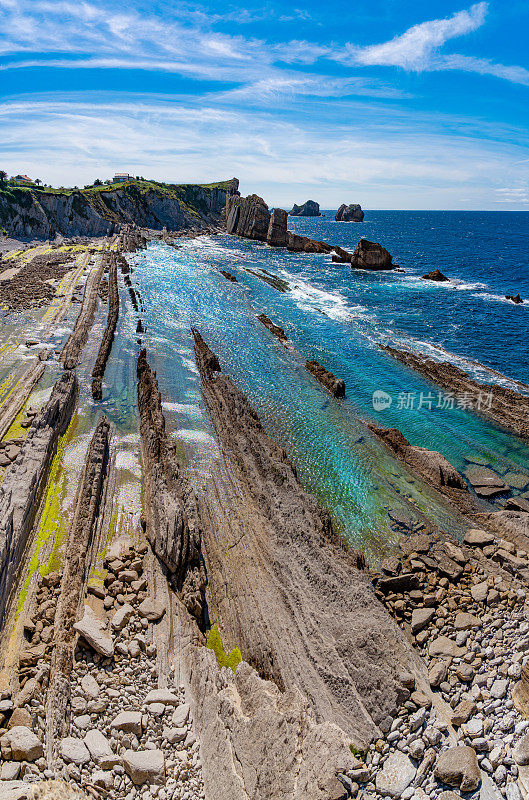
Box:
[351,3,488,70]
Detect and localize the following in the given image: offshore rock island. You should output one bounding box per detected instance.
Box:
[0,175,527,800]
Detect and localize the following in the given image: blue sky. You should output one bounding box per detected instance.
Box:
[1,0,529,208]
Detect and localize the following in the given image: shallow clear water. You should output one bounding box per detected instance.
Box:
[128,214,529,557]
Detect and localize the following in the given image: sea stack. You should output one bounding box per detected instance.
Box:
[267,208,289,246]
[351,239,393,270]
[289,200,321,217]
[335,204,364,222]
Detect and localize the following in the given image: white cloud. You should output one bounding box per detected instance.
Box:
[351,2,488,70]
[1,93,528,208]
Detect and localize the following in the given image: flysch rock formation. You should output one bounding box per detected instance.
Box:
[191,329,425,748]
[289,200,321,217]
[60,255,106,370]
[137,341,414,799]
[383,345,529,441]
[257,313,288,342]
[335,204,364,222]
[0,371,78,624]
[46,416,111,755]
[92,254,119,400]
[137,349,206,625]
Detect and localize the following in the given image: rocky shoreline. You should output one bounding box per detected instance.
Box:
[0,203,527,800]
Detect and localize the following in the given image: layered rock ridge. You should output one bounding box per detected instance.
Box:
[0,370,78,624]
[92,253,119,400]
[191,329,421,747]
[383,346,529,442]
[137,350,206,625]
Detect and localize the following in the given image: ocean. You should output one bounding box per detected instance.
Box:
[123,211,529,557]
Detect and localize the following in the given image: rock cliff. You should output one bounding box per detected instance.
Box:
[289,200,321,217]
[0,180,234,240]
[335,204,364,222]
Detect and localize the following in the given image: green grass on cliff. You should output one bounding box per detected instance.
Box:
[0,178,233,228]
[206,624,242,673]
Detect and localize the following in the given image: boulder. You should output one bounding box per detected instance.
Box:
[422,269,449,282]
[110,603,134,631]
[83,729,121,769]
[454,612,481,630]
[80,674,99,699]
[267,208,289,247]
[289,201,321,217]
[471,581,489,602]
[111,711,143,735]
[73,606,113,657]
[335,204,364,222]
[171,703,190,727]
[144,689,181,707]
[464,529,494,546]
[0,726,43,761]
[138,598,165,622]
[351,239,393,270]
[411,608,435,634]
[122,749,165,785]
[7,709,32,730]
[429,636,466,659]
[514,733,529,765]
[375,751,416,797]
[59,737,91,766]
[434,746,480,791]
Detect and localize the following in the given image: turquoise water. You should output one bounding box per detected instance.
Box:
[128,218,529,558]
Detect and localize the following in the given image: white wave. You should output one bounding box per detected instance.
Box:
[162,401,203,418]
[173,429,217,447]
[182,357,199,375]
[474,291,528,307]
[274,272,372,322]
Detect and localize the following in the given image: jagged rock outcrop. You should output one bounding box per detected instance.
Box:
[226,194,270,241]
[289,201,321,217]
[183,640,362,800]
[351,239,393,270]
[92,254,119,400]
[306,360,345,397]
[368,424,480,514]
[332,246,354,264]
[383,345,529,442]
[335,204,364,222]
[60,256,107,370]
[287,233,332,254]
[0,371,78,624]
[220,270,238,283]
[257,314,288,342]
[192,330,421,747]
[137,350,206,624]
[422,269,449,282]
[0,181,231,240]
[506,293,523,304]
[266,208,288,247]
